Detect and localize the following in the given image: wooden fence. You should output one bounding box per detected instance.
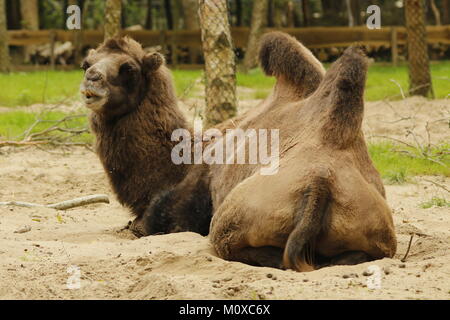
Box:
[7,25,450,65]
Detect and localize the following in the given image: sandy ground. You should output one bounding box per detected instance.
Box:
[0,97,449,300]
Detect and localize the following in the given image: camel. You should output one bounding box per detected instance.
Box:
[208,32,397,271]
[80,37,212,236]
[143,32,396,271]
[81,32,397,272]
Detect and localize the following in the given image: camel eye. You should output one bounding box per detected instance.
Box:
[119,62,136,75]
[81,61,90,71]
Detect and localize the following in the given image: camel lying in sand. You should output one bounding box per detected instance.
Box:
[80,37,211,236]
[208,34,397,271]
[80,32,396,271]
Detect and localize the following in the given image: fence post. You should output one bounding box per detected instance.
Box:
[198,0,237,127]
[390,27,398,67]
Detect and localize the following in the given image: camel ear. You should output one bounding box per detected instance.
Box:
[143,52,164,73]
[319,46,368,149]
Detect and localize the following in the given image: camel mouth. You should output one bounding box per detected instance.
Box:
[80,85,107,109]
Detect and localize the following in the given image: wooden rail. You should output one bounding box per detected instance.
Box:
[7,25,450,65]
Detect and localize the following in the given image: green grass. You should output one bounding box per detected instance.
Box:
[1,111,449,181]
[0,110,91,143]
[368,142,450,183]
[0,71,83,107]
[1,61,448,107]
[365,61,450,101]
[420,197,450,209]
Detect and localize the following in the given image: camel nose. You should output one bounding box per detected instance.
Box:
[86,68,103,82]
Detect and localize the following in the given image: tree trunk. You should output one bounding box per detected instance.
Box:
[286,1,295,27]
[164,0,173,30]
[146,0,153,29]
[301,0,310,27]
[0,0,10,72]
[104,0,122,40]
[404,0,433,97]
[273,0,286,28]
[235,0,242,26]
[443,0,449,25]
[181,0,200,63]
[345,0,355,26]
[6,0,21,29]
[430,0,441,25]
[198,0,237,127]
[20,0,39,63]
[243,0,268,71]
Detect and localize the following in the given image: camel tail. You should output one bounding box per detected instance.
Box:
[258,31,325,98]
[283,175,330,272]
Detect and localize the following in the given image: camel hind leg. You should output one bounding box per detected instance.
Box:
[283,175,330,272]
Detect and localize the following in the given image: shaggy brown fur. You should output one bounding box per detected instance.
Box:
[259,31,325,100]
[81,37,211,236]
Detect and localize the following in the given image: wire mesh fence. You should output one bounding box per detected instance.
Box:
[198,0,237,127]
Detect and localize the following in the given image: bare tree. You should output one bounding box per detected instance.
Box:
[181,0,200,63]
[443,0,449,25]
[0,0,9,73]
[404,0,433,97]
[146,0,153,29]
[345,0,355,26]
[430,0,441,25]
[20,0,39,63]
[104,0,122,40]
[198,0,237,127]
[301,0,310,27]
[243,0,268,72]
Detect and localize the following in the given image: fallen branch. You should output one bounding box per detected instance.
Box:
[1,114,91,150]
[422,178,450,193]
[0,141,50,147]
[0,194,110,210]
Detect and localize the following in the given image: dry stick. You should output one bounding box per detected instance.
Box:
[401,234,415,263]
[422,178,450,193]
[0,194,110,210]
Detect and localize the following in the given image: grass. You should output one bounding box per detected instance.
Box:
[0,110,91,143]
[368,142,450,183]
[0,71,83,107]
[420,197,450,209]
[1,61,449,107]
[1,111,448,181]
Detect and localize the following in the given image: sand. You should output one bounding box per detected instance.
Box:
[0,97,449,300]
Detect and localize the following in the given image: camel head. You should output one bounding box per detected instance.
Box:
[80,37,164,117]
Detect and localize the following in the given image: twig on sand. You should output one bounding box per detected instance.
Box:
[422,178,450,193]
[0,194,110,210]
[401,234,414,263]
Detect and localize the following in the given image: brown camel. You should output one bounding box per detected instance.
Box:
[81,33,396,272]
[142,31,396,271]
[208,32,397,271]
[80,37,212,236]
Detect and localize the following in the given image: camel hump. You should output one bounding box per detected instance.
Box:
[258,31,326,98]
[318,45,369,149]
